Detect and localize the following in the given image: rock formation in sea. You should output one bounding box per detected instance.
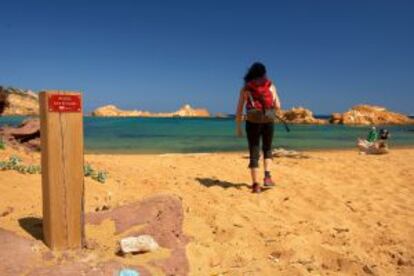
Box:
[0,86,39,116]
[92,104,210,117]
[172,104,210,117]
[330,105,414,125]
[91,105,150,117]
[0,118,40,151]
[280,107,327,124]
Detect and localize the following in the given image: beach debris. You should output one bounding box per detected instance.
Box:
[268,251,282,262]
[95,205,111,212]
[119,268,140,276]
[120,235,159,254]
[272,148,310,159]
[362,264,374,274]
[333,227,349,234]
[0,207,13,217]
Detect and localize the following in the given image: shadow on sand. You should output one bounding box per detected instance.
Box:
[196,177,250,189]
[18,217,43,240]
[196,178,273,193]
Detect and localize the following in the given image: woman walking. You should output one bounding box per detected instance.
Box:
[235,62,281,193]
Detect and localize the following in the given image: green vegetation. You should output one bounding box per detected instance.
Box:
[84,163,108,183]
[0,138,5,150]
[0,155,41,174]
[0,155,108,183]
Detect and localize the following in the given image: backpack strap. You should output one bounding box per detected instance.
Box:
[246,90,256,109]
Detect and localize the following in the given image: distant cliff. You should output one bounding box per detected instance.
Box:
[0,86,39,116]
[92,104,210,117]
[330,105,414,125]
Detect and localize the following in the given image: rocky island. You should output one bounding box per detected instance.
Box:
[330,105,414,125]
[280,107,327,124]
[1,86,413,126]
[92,104,210,117]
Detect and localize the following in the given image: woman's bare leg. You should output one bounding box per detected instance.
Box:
[264,158,272,172]
[250,168,259,184]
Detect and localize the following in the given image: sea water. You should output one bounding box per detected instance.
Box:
[1,116,413,154]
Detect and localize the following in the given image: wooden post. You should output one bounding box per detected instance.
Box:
[39,91,84,250]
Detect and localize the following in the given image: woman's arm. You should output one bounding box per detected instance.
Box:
[235,88,246,137]
[270,84,281,111]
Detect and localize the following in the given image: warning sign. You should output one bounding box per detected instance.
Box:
[48,94,82,112]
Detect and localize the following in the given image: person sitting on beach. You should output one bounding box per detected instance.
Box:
[376,128,390,149]
[235,62,281,193]
[357,127,390,154]
[367,126,379,143]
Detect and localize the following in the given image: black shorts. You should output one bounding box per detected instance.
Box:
[245,121,274,168]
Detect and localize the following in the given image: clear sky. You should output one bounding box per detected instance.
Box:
[1,0,413,114]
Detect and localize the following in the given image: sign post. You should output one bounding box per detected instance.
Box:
[39,91,84,250]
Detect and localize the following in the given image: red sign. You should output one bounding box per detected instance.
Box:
[48,94,82,113]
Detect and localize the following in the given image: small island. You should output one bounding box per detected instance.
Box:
[91,104,210,118]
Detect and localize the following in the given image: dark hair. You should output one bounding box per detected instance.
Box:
[379,129,390,140]
[244,62,267,83]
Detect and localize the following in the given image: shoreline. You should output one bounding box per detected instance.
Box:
[83,145,414,156]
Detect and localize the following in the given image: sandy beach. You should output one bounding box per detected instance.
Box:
[0,147,413,275]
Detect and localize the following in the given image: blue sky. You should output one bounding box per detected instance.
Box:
[1,0,413,114]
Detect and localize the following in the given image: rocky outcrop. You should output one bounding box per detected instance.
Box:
[173,104,210,117]
[0,119,40,151]
[215,112,229,118]
[91,105,151,117]
[0,87,39,116]
[280,107,327,124]
[330,105,414,125]
[92,104,210,118]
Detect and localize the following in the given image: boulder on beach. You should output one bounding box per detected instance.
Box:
[330,105,414,125]
[280,107,327,124]
[0,86,39,116]
[0,119,40,151]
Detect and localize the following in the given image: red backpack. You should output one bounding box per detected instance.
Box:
[245,79,274,111]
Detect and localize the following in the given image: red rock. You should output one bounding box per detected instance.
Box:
[0,119,40,151]
[0,228,38,275]
[86,194,190,275]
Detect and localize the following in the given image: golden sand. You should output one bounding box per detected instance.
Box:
[0,147,413,275]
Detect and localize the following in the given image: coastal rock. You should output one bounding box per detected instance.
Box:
[91,105,150,117]
[215,112,229,118]
[330,105,414,125]
[173,104,210,117]
[92,104,210,117]
[0,119,40,151]
[0,86,39,116]
[281,107,327,124]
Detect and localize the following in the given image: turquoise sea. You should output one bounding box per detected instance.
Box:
[1,116,413,154]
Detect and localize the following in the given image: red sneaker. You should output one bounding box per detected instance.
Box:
[252,183,262,193]
[263,177,275,187]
